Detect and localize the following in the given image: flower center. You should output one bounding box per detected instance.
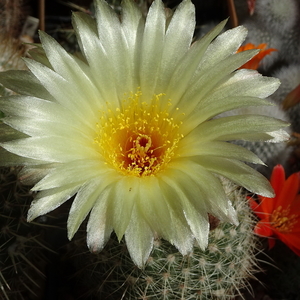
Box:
[94,89,183,177]
[270,205,298,233]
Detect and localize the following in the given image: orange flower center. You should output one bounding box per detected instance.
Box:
[94,89,184,177]
[270,205,298,233]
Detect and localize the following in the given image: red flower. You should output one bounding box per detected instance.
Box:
[250,165,300,255]
[237,43,277,70]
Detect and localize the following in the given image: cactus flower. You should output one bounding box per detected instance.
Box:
[237,43,277,70]
[250,165,300,255]
[0,0,289,267]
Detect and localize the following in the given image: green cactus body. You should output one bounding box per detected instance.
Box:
[65,178,261,300]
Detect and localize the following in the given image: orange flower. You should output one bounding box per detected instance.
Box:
[250,165,300,255]
[237,43,277,70]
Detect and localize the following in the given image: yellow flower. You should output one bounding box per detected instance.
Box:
[0,0,289,267]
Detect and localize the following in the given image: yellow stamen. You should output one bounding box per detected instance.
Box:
[270,205,298,233]
[94,89,183,177]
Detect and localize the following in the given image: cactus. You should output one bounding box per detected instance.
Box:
[242,0,300,71]
[63,178,261,299]
[0,167,54,300]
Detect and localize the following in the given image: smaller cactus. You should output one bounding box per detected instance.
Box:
[63,178,261,299]
[242,0,300,70]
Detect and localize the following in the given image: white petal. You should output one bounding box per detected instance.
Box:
[179,50,259,117]
[1,136,98,163]
[189,115,289,143]
[39,31,103,115]
[159,170,210,251]
[139,0,166,98]
[166,19,227,105]
[156,0,195,92]
[194,156,275,197]
[265,128,290,142]
[182,200,209,250]
[68,176,116,239]
[28,45,52,68]
[179,140,264,165]
[0,96,96,140]
[32,159,110,191]
[0,70,53,100]
[180,97,273,134]
[108,177,140,240]
[72,12,120,104]
[121,0,144,47]
[0,96,76,124]
[19,164,56,185]
[161,162,232,223]
[0,122,27,142]
[155,177,197,251]
[134,176,174,240]
[125,205,154,268]
[216,69,281,99]
[121,0,144,91]
[0,147,44,166]
[168,213,194,255]
[199,25,248,71]
[3,116,93,141]
[87,185,114,253]
[94,0,132,98]
[24,59,98,126]
[27,183,80,221]
[160,164,213,250]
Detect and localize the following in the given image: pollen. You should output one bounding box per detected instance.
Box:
[94,89,183,177]
[270,205,298,233]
